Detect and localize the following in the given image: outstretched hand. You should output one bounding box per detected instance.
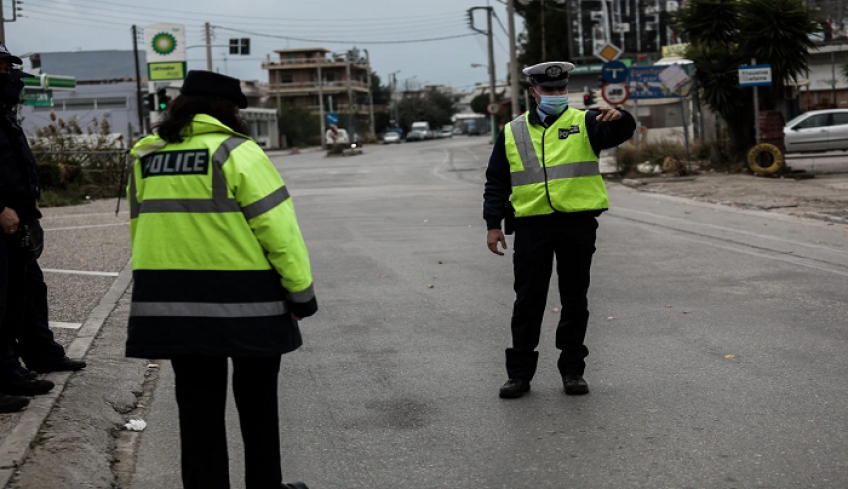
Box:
[596,107,622,122]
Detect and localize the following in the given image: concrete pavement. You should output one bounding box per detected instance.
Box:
[2,137,847,488]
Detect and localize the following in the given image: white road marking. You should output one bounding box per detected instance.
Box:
[49,322,83,330]
[44,223,129,232]
[42,269,120,277]
[40,211,129,220]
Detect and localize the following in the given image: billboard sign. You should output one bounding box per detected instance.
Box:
[628,64,696,99]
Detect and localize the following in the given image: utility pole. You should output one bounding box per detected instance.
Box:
[204,22,213,71]
[345,50,355,140]
[132,25,144,135]
[364,49,376,137]
[508,0,520,118]
[318,59,326,149]
[0,0,5,46]
[540,0,546,60]
[487,7,497,144]
[391,72,400,124]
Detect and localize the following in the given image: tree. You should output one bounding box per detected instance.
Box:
[471,93,493,115]
[676,0,819,158]
[513,1,572,68]
[395,89,456,133]
[370,72,391,106]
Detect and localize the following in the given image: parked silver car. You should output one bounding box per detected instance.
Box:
[784,109,848,152]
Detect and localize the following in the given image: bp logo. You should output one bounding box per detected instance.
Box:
[151,32,177,56]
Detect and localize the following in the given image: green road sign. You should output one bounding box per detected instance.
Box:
[22,89,53,107]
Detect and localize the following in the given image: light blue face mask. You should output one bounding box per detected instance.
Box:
[538,94,569,115]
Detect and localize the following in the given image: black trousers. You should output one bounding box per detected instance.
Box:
[506,218,597,381]
[0,235,27,383]
[17,261,66,368]
[172,355,283,489]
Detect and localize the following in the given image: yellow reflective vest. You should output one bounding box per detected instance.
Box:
[126,114,314,358]
[504,109,609,217]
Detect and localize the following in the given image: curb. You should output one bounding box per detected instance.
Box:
[0,259,133,489]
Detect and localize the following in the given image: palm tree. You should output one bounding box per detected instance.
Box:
[677,0,819,159]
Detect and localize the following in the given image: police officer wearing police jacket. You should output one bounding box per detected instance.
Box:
[126,70,314,489]
[484,61,635,399]
[0,46,56,411]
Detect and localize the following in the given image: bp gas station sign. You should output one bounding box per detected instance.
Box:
[144,23,187,81]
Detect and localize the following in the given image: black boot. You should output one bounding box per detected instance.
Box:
[499,379,531,399]
[563,374,589,395]
[0,392,29,413]
[1,377,54,396]
[29,356,86,374]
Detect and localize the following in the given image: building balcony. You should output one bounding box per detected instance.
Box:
[262,58,368,70]
[267,81,370,95]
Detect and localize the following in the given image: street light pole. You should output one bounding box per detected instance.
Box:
[508,0,520,118]
[487,7,497,144]
[364,49,376,137]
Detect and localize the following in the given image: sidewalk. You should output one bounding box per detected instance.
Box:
[614,172,848,224]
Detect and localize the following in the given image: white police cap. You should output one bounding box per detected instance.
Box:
[522,61,575,87]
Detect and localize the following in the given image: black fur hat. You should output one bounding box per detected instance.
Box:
[180,70,248,108]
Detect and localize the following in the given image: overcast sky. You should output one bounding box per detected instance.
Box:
[5,0,522,91]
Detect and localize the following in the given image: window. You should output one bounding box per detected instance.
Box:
[278,73,293,84]
[256,120,269,137]
[794,114,829,129]
[832,113,848,126]
[325,73,335,82]
[63,98,96,110]
[96,97,127,109]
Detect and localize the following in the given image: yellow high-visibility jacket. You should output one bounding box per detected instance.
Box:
[504,109,609,217]
[126,114,315,358]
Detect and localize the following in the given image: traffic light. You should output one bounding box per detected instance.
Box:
[157,88,170,111]
[583,92,596,107]
[146,92,156,111]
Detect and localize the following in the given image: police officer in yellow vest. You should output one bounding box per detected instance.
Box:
[126,71,314,489]
[484,61,635,399]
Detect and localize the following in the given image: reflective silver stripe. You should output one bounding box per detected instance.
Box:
[287,283,315,303]
[509,116,600,186]
[242,186,290,220]
[510,117,541,174]
[211,137,248,202]
[130,301,287,318]
[510,161,601,186]
[129,165,140,219]
[139,199,241,214]
[137,137,247,216]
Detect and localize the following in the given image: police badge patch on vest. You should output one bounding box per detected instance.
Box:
[558,125,581,140]
[142,150,210,178]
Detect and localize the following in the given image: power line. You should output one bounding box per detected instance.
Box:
[30,0,462,24]
[214,25,479,45]
[24,0,464,35]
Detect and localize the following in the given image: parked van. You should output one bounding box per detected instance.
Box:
[408,121,432,140]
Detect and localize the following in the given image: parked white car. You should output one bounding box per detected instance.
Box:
[383,131,401,144]
[784,109,848,153]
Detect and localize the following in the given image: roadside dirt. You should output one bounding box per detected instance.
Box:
[619,172,848,224]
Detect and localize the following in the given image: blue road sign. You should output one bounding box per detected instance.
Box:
[628,65,696,99]
[738,64,772,87]
[326,113,339,125]
[601,61,629,84]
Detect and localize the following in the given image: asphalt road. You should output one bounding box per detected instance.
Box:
[132,137,848,489]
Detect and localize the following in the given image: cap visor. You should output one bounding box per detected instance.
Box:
[237,94,248,109]
[536,79,569,88]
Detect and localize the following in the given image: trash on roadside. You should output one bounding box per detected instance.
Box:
[124,419,147,432]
